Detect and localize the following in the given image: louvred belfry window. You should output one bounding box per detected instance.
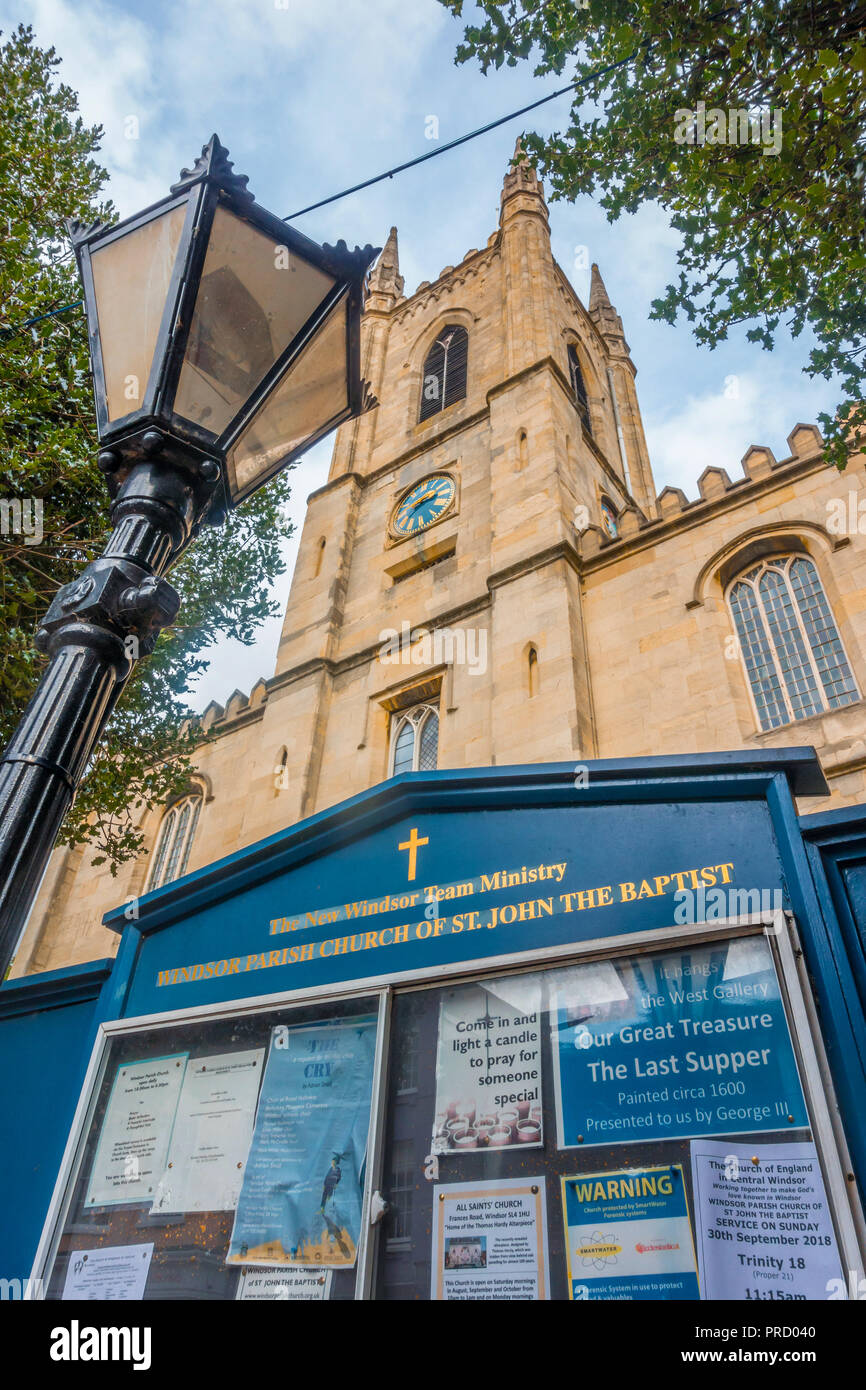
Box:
[567,345,592,436]
[419,326,468,422]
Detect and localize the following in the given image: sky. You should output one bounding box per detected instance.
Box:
[6,0,840,710]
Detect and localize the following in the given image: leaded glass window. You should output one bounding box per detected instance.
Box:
[728,556,858,731]
[147,793,202,890]
[389,705,439,776]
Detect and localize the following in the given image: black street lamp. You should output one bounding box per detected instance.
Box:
[0,136,378,978]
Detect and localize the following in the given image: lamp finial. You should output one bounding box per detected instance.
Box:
[170,134,255,202]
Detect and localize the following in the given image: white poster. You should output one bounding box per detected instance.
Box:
[433,976,543,1156]
[86,1055,188,1207]
[61,1243,153,1300]
[691,1139,843,1301]
[431,1178,550,1300]
[236,1266,332,1300]
[154,1049,264,1214]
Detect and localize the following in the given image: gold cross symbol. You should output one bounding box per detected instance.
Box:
[398,827,429,881]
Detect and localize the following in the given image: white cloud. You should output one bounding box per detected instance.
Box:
[5,0,841,709]
[644,359,837,496]
[8,0,167,212]
[9,0,450,219]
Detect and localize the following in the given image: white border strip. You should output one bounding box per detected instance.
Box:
[772,916,865,1284]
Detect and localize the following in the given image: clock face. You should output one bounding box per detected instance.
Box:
[391,473,456,537]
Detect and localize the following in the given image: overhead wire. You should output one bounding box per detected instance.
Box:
[3,27,680,338]
[281,59,631,220]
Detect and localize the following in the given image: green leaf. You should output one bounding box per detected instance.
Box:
[439,0,863,472]
[0,24,295,869]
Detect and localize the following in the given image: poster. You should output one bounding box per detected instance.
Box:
[562,1165,699,1300]
[235,1266,332,1300]
[432,1177,549,1300]
[61,1243,153,1300]
[154,1048,264,1214]
[690,1139,843,1301]
[433,975,543,1155]
[86,1055,188,1207]
[552,936,807,1148]
[227,1016,377,1268]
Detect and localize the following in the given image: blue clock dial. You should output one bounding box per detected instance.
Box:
[392,474,455,536]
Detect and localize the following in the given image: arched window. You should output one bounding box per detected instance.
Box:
[600,497,619,539]
[728,555,858,731]
[517,430,528,472]
[147,793,202,890]
[419,325,468,422]
[314,537,326,577]
[390,705,439,775]
[527,646,539,698]
[567,345,592,436]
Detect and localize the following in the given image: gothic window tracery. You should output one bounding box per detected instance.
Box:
[727,555,858,731]
[390,705,440,776]
[147,792,202,890]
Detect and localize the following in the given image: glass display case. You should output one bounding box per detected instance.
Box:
[36,918,860,1301]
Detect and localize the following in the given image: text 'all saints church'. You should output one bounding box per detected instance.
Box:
[15,145,866,978]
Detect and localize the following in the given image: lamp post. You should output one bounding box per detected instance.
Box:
[0,135,378,978]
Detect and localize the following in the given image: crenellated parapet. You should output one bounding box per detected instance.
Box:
[193,675,270,740]
[577,423,831,560]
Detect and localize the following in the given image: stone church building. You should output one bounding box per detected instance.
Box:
[13,147,866,977]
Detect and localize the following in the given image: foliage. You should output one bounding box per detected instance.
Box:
[442,0,866,469]
[0,24,293,870]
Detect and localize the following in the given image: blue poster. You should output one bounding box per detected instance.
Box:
[227,1015,377,1268]
[553,935,808,1148]
[562,1165,699,1300]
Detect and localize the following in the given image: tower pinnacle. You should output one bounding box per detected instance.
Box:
[500,137,545,212]
[367,226,404,304]
[588,261,628,352]
[589,263,613,314]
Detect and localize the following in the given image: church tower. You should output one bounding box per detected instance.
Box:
[233,141,657,841]
[18,142,866,978]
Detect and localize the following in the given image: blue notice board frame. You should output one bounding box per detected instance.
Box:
[5,750,866,1291]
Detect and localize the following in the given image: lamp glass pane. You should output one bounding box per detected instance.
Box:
[227,296,349,501]
[90,204,186,422]
[174,205,336,436]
